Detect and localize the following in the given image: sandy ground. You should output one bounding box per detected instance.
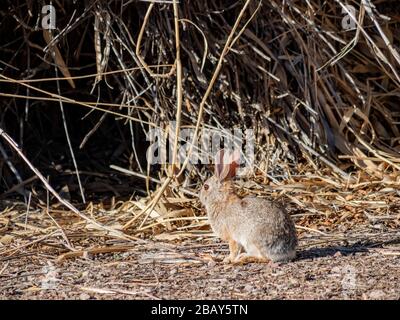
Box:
[1,229,400,300]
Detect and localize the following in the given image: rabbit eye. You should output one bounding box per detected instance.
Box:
[204,184,209,190]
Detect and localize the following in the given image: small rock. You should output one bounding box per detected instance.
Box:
[368,290,386,299]
[207,260,216,268]
[121,252,131,258]
[244,284,253,292]
[79,293,91,300]
[304,273,315,281]
[0,235,14,245]
[334,251,342,257]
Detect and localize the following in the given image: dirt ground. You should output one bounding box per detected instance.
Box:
[1,227,400,300]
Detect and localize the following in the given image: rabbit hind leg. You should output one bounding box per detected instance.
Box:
[223,238,242,263]
[232,253,268,265]
[233,243,275,265]
[233,242,269,264]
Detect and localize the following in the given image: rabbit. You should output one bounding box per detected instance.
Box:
[199,149,297,264]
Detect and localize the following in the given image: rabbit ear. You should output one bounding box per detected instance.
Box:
[215,149,241,181]
[224,149,241,179]
[214,149,225,179]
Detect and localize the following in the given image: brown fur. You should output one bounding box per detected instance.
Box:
[199,150,298,264]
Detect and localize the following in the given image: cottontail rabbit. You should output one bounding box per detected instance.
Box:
[199,149,297,263]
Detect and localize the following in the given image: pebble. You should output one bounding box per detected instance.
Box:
[367,290,386,299]
[207,260,216,268]
[79,293,91,300]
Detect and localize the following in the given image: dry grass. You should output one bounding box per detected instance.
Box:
[0,0,400,259]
